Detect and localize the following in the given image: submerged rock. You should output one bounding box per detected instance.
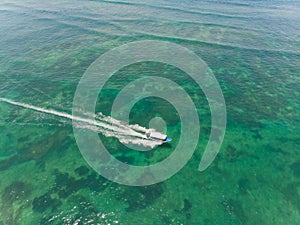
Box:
[290,161,300,177]
[2,181,31,204]
[238,178,251,195]
[222,199,247,223]
[281,182,300,212]
[118,183,164,212]
[19,130,68,163]
[225,145,239,162]
[1,181,32,225]
[74,165,90,176]
[0,130,69,171]
[32,193,62,213]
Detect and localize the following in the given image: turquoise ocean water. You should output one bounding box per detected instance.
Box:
[0,0,300,224]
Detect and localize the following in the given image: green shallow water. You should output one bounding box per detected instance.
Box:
[0,0,300,224]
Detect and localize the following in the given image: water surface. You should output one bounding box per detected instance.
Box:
[0,0,299,224]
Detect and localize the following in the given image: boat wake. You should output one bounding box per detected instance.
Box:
[0,97,162,149]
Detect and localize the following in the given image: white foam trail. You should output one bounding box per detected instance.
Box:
[119,137,162,149]
[129,124,155,133]
[0,97,113,130]
[75,110,147,138]
[79,109,150,139]
[0,97,162,148]
[78,124,161,148]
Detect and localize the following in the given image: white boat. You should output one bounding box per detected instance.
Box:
[145,131,172,143]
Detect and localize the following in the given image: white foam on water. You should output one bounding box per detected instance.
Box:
[0,97,163,148]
